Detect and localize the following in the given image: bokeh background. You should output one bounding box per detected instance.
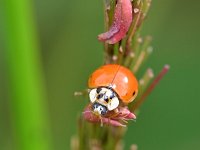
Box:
[0,0,200,150]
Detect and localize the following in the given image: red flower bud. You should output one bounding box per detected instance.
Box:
[83,105,136,127]
[98,0,132,44]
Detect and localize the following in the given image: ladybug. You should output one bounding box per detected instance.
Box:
[88,64,138,116]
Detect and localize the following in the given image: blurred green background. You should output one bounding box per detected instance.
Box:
[0,0,200,150]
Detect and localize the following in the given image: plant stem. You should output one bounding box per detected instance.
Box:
[103,0,116,64]
[131,65,170,112]
[126,1,142,53]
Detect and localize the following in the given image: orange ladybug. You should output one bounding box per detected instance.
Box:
[88,64,138,116]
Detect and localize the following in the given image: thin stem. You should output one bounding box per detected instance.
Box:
[130,36,152,73]
[141,0,152,20]
[125,1,143,53]
[138,68,154,94]
[125,0,152,57]
[123,52,135,67]
[123,36,142,67]
[135,36,152,60]
[132,46,153,73]
[131,65,170,112]
[103,0,116,64]
[117,45,124,64]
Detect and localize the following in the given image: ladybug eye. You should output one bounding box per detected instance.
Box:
[100,105,107,116]
[92,103,97,109]
[101,111,106,115]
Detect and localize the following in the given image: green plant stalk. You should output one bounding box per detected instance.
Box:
[136,36,152,59]
[130,36,152,72]
[141,0,152,20]
[125,0,143,54]
[3,0,52,150]
[123,36,142,67]
[123,51,134,67]
[132,46,153,74]
[103,0,116,64]
[117,46,124,65]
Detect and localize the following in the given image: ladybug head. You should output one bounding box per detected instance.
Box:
[92,102,108,116]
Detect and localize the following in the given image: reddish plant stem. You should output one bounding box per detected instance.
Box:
[131,65,170,112]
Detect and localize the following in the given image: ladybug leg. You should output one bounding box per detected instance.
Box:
[74,89,90,96]
[107,108,120,120]
[120,118,128,124]
[110,108,120,118]
[114,108,119,114]
[101,117,126,127]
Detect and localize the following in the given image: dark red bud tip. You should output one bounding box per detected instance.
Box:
[98,0,132,44]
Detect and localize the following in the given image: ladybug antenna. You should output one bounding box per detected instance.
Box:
[109,65,121,88]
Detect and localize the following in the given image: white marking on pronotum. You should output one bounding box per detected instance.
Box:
[89,89,97,103]
[107,96,119,111]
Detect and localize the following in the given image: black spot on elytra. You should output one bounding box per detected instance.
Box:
[132,91,136,96]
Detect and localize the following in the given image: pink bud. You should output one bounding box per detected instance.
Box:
[83,106,126,127]
[83,105,136,127]
[126,112,136,120]
[113,107,136,120]
[98,0,132,44]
